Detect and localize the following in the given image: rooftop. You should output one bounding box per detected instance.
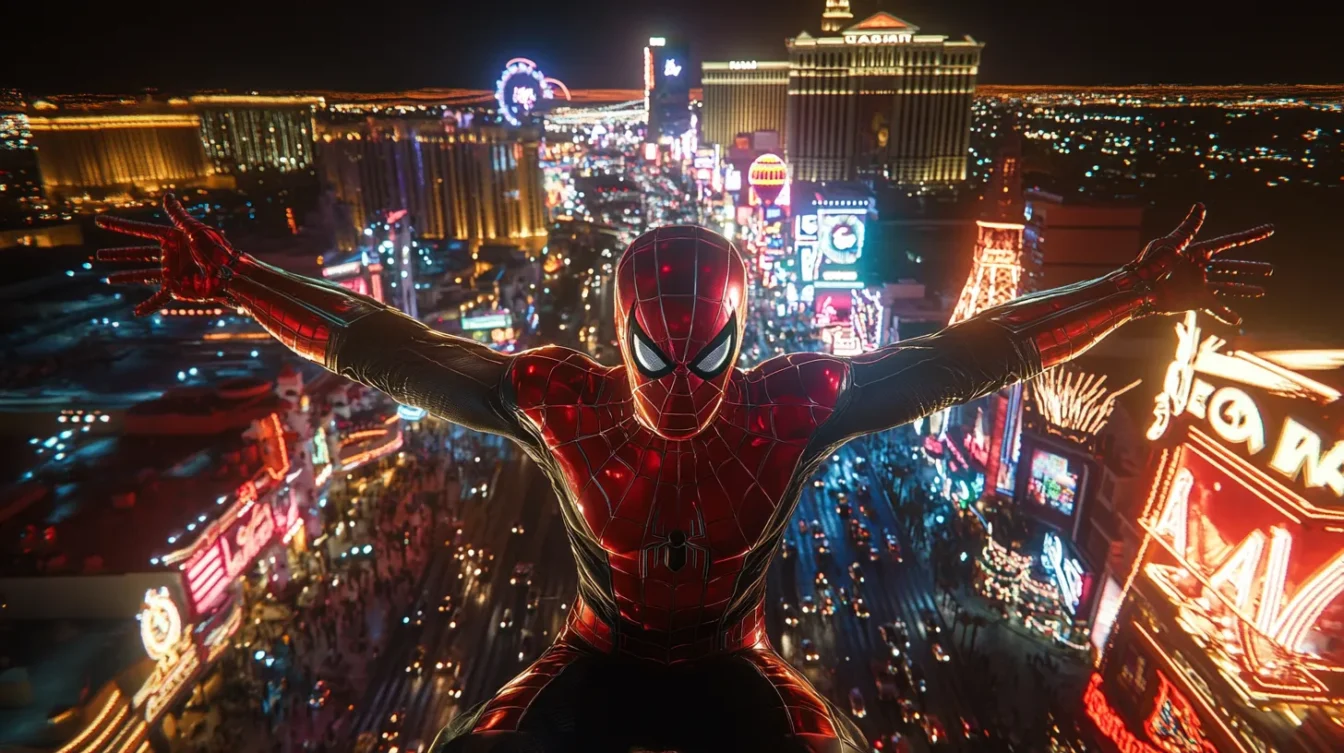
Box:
[0,382,287,577]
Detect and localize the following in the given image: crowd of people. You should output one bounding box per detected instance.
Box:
[176,416,505,753]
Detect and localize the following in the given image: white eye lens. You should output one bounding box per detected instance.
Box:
[694,332,733,374]
[634,336,667,372]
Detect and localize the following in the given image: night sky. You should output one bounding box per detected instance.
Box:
[7,1,1340,94]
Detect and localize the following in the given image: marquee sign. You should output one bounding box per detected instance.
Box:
[1138,312,1344,703]
[1148,312,1344,503]
[133,589,201,723]
[842,32,913,45]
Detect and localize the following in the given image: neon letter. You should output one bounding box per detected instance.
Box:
[1269,417,1344,496]
[1255,526,1292,634]
[1153,469,1193,557]
[1207,387,1266,454]
[1207,530,1265,613]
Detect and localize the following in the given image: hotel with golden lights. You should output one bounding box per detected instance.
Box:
[316,118,547,251]
[189,94,322,177]
[25,103,221,200]
[699,60,790,150]
[785,3,982,187]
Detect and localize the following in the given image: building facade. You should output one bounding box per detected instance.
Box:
[316,117,547,250]
[646,37,692,141]
[1023,189,1143,290]
[700,61,790,150]
[786,11,982,187]
[190,95,320,177]
[26,107,217,200]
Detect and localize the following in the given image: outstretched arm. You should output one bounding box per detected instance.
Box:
[97,195,526,440]
[813,204,1274,446]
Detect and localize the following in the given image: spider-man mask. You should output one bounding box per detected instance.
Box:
[615,226,747,440]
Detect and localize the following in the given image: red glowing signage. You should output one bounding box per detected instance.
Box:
[1143,672,1217,753]
[161,413,295,615]
[1084,673,1161,753]
[1085,672,1217,753]
[185,499,277,613]
[1138,313,1344,703]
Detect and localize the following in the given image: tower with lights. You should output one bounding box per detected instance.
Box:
[950,131,1026,323]
[820,0,853,32]
[786,8,982,186]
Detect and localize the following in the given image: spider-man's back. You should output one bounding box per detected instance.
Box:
[508,345,848,664]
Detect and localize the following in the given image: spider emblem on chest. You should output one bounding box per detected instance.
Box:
[639,501,710,579]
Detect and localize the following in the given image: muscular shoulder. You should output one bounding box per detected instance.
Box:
[744,352,850,407]
[729,353,851,441]
[506,345,617,410]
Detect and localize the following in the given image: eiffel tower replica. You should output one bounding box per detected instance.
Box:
[949,125,1026,323]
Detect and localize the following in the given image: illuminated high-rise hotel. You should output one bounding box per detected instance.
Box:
[190,95,320,177]
[786,10,982,187]
[26,104,216,200]
[699,61,790,149]
[316,118,546,250]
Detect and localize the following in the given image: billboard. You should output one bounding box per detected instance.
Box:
[1130,311,1344,706]
[1027,448,1082,517]
[813,290,853,328]
[809,208,865,288]
[650,42,691,137]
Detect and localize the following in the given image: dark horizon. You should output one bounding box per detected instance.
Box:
[7,1,1340,95]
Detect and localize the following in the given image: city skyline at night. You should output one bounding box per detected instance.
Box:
[1,3,1342,753]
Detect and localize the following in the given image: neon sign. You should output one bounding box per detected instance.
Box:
[663,58,682,77]
[1084,674,1162,753]
[184,497,278,613]
[158,412,291,579]
[1042,532,1086,615]
[1141,428,1344,702]
[1148,312,1344,499]
[133,589,201,723]
[1144,672,1217,753]
[139,587,183,660]
[494,58,570,127]
[728,60,758,70]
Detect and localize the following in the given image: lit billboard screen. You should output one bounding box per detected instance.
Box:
[654,45,689,95]
[808,209,865,288]
[1027,447,1082,517]
[813,290,853,328]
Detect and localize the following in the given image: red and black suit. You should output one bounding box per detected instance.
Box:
[97,199,1272,753]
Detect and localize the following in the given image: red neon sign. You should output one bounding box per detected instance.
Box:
[1143,671,1217,753]
[162,413,294,613]
[1084,673,1161,753]
[184,499,277,612]
[1142,429,1344,701]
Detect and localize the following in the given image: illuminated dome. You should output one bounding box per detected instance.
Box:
[748,153,787,204]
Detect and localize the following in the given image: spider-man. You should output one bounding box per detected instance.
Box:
[98,197,1272,753]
